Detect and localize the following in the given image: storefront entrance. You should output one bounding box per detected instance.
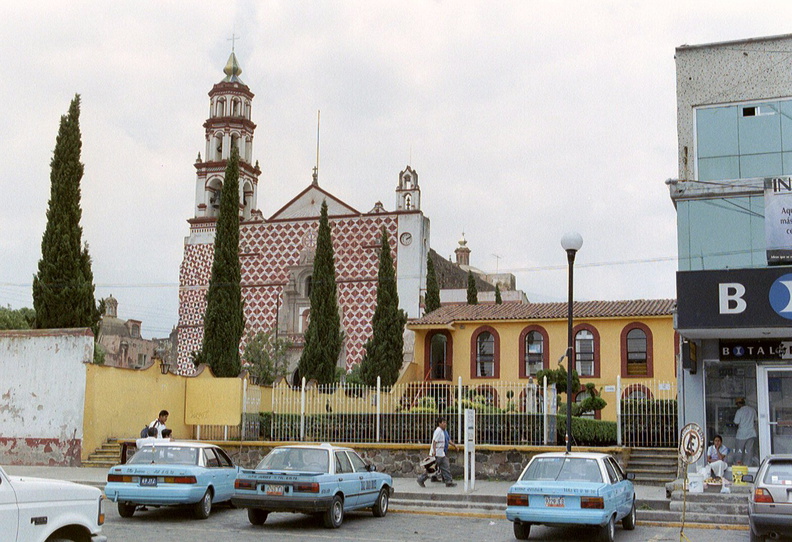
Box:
[758,366,792,458]
[704,361,757,464]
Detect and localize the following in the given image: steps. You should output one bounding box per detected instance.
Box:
[627,447,678,486]
[82,438,122,468]
[637,486,750,526]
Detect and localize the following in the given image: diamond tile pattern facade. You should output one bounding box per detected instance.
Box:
[177,215,399,374]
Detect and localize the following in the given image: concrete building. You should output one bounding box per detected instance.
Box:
[97,295,157,369]
[177,52,430,376]
[669,34,792,464]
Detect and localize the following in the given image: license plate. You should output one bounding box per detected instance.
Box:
[545,496,564,508]
[140,477,157,487]
[265,484,284,496]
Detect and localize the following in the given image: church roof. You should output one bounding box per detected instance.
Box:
[429,249,495,292]
[409,298,675,326]
[268,184,361,221]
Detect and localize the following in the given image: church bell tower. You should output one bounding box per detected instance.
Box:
[193,51,261,221]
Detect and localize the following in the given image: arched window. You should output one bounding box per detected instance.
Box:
[404,194,412,210]
[231,98,240,116]
[304,276,312,298]
[620,323,654,377]
[470,326,499,378]
[573,324,600,378]
[215,98,225,117]
[519,326,548,378]
[214,134,224,161]
[622,384,653,400]
[427,332,451,380]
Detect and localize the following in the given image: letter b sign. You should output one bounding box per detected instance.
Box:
[719,283,747,314]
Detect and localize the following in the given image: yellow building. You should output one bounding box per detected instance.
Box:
[406,299,676,422]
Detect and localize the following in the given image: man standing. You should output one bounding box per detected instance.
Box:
[417,416,458,488]
[149,410,169,438]
[733,397,757,466]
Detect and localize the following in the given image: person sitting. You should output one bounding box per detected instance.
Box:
[706,434,729,480]
[135,426,159,450]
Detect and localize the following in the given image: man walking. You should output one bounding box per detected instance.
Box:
[149,410,169,438]
[418,416,458,488]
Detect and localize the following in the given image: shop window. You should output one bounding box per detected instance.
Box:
[470,326,499,378]
[574,325,600,378]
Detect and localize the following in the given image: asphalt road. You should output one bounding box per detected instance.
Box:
[100,502,749,541]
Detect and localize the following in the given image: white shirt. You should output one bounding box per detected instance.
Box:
[149,419,167,438]
[136,436,158,449]
[734,405,757,440]
[431,427,447,458]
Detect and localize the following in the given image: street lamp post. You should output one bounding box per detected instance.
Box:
[561,232,583,453]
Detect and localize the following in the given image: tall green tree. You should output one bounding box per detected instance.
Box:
[466,271,478,305]
[360,228,408,387]
[298,200,343,384]
[494,284,502,304]
[424,253,440,314]
[200,147,244,377]
[32,95,101,334]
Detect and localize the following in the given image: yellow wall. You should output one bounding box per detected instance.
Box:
[410,315,676,422]
[82,364,252,460]
[185,378,243,425]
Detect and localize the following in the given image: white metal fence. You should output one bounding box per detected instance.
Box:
[268,377,557,446]
[616,376,678,448]
[193,376,678,448]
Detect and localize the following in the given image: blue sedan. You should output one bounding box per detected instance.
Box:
[232,443,394,528]
[505,452,636,542]
[105,441,238,519]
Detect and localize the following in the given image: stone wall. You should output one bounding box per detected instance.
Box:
[222,442,627,481]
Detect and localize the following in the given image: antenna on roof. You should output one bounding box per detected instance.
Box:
[312,110,320,186]
[492,253,502,273]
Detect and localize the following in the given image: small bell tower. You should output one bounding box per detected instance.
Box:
[193,50,261,221]
[395,165,420,211]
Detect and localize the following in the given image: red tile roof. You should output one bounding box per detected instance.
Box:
[408,299,675,326]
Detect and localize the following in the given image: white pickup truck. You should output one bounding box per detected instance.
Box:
[0,465,106,542]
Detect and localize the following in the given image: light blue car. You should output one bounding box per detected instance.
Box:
[104,441,238,519]
[232,443,394,528]
[506,452,636,542]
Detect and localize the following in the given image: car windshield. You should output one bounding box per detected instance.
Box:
[128,445,199,466]
[520,456,603,483]
[256,447,329,472]
[763,459,792,485]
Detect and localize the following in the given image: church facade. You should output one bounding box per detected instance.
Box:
[176,53,430,376]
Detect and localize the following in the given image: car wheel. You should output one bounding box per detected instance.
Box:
[193,489,213,520]
[372,487,389,517]
[513,521,531,540]
[117,502,136,518]
[622,500,636,530]
[598,515,615,542]
[248,508,269,525]
[323,495,344,528]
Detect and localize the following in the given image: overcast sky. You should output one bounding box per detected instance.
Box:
[2,1,791,338]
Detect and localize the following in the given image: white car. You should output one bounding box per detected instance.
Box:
[0,464,106,542]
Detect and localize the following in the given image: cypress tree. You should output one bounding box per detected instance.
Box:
[33,95,101,332]
[424,253,440,314]
[200,147,244,377]
[495,284,502,304]
[298,200,343,384]
[467,271,478,305]
[360,228,407,387]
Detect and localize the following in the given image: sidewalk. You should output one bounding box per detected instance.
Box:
[3,464,667,501]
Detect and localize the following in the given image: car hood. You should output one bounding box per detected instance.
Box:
[7,475,101,504]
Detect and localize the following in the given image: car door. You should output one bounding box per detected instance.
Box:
[604,457,631,518]
[347,451,378,507]
[0,469,19,542]
[201,448,219,496]
[210,447,237,502]
[334,451,360,508]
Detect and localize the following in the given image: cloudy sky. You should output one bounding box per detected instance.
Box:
[2,1,790,338]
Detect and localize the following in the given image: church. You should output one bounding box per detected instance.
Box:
[176,52,430,376]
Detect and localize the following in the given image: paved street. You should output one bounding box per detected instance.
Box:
[100,504,749,542]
